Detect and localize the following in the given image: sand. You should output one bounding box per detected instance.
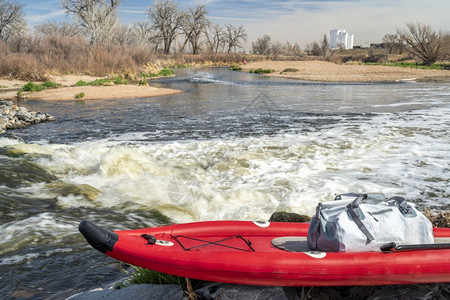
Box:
[1,62,449,101]
[242,60,450,82]
[0,75,182,101]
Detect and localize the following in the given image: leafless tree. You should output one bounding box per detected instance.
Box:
[224,23,247,53]
[35,21,80,38]
[382,33,402,54]
[180,4,208,54]
[147,0,185,54]
[204,23,225,53]
[397,22,446,65]
[0,0,26,41]
[305,42,321,56]
[252,34,271,55]
[62,0,120,45]
[443,34,450,59]
[131,21,161,50]
[321,34,329,56]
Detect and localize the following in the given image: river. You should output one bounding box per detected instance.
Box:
[1,68,449,299]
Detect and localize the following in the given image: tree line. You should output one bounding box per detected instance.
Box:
[302,23,450,65]
[0,0,249,55]
[1,0,449,70]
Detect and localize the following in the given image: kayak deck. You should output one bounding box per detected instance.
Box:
[79,220,450,286]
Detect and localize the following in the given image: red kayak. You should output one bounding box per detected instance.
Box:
[79,220,450,286]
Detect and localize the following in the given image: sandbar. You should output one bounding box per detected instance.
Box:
[241,60,450,82]
[0,75,182,101]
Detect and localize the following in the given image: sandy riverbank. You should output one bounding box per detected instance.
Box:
[242,60,450,82]
[1,61,450,101]
[0,75,182,101]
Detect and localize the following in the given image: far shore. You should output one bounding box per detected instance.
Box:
[1,61,450,101]
[241,60,450,83]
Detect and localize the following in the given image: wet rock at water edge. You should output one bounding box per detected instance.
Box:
[0,99,55,132]
[269,211,311,223]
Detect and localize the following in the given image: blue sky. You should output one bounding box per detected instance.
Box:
[17,0,450,48]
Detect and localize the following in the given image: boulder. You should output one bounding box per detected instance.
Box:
[0,99,54,131]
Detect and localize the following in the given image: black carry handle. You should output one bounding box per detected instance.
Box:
[381,242,450,252]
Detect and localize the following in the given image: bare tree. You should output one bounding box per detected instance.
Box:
[397,22,445,65]
[204,23,225,53]
[148,0,185,54]
[0,0,26,41]
[35,21,80,38]
[132,21,161,49]
[382,33,402,54]
[224,23,247,53]
[180,4,208,54]
[62,0,120,45]
[305,42,321,56]
[320,34,329,56]
[252,34,271,55]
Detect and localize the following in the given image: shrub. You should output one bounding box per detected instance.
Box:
[41,81,61,89]
[158,68,174,76]
[141,72,158,78]
[229,65,242,71]
[75,92,85,99]
[282,68,298,72]
[22,82,42,92]
[75,80,87,86]
[86,78,111,86]
[113,76,128,84]
[249,68,274,74]
[22,81,61,92]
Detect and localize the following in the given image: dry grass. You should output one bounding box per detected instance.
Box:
[0,36,250,81]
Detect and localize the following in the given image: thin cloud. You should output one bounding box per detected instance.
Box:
[26,9,67,26]
[17,0,450,47]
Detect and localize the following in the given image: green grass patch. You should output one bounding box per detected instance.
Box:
[113,76,128,85]
[141,68,175,79]
[22,81,61,92]
[141,72,159,78]
[75,77,128,86]
[282,68,299,73]
[75,92,85,100]
[249,68,274,74]
[123,266,208,290]
[85,78,112,86]
[158,68,174,76]
[229,65,242,71]
[363,62,450,70]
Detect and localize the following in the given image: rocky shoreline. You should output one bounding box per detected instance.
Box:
[0,100,55,133]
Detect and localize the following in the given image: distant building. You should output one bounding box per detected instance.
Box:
[329,29,354,50]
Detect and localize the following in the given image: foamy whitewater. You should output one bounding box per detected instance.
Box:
[1,68,449,298]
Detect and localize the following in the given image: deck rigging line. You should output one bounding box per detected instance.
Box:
[173,235,255,252]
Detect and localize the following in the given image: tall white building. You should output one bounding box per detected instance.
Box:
[330,29,354,50]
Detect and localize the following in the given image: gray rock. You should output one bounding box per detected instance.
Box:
[67,284,183,300]
[16,109,34,123]
[269,211,311,223]
[196,283,289,300]
[0,101,54,131]
[0,100,14,106]
[0,117,7,130]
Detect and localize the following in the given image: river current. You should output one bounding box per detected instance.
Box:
[1,68,449,299]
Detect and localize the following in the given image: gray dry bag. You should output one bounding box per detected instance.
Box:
[307,193,434,252]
